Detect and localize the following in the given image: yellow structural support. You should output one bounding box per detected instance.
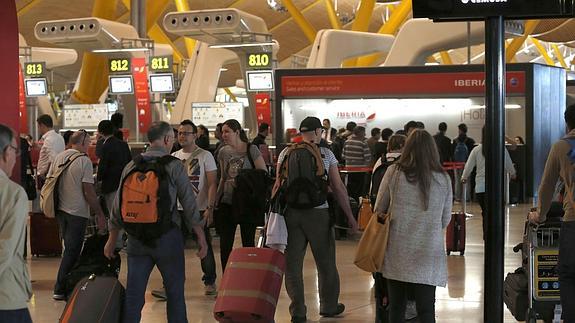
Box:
[174,0,196,58]
[17,0,42,17]
[505,20,540,63]
[530,37,555,66]
[351,0,376,32]
[552,44,568,68]
[148,25,184,65]
[440,51,453,65]
[356,0,412,67]
[72,0,118,104]
[282,0,318,43]
[324,0,342,30]
[224,88,238,103]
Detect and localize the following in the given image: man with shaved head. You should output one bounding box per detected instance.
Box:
[49,130,106,301]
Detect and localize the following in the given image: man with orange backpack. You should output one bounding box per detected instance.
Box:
[104,121,208,323]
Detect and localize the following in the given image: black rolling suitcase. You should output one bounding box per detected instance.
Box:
[60,274,125,323]
[64,234,121,297]
[504,267,528,321]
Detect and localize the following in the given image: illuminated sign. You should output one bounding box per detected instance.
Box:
[247,52,272,69]
[23,62,46,77]
[24,78,48,97]
[149,56,172,72]
[246,70,274,92]
[412,0,575,20]
[149,73,175,93]
[109,75,134,94]
[108,58,131,73]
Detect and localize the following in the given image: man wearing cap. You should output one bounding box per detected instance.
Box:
[272,117,358,323]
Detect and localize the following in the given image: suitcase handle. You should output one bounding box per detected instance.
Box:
[256,227,266,248]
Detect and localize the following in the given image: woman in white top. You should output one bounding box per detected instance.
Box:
[461,125,516,240]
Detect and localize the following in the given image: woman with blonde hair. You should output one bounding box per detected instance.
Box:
[374,129,452,323]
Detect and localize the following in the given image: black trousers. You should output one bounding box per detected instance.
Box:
[476,192,487,240]
[216,203,256,272]
[559,221,575,322]
[387,279,436,323]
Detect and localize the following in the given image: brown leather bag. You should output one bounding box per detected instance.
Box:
[357,197,373,231]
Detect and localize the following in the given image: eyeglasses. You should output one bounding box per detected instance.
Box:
[8,144,21,157]
[178,131,196,136]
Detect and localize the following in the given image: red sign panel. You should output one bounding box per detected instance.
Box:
[281,71,526,97]
[18,64,28,134]
[132,58,151,134]
[254,93,271,129]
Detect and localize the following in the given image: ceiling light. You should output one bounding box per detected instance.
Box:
[92,48,150,53]
[209,42,275,49]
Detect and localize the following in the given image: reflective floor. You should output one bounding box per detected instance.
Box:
[27,202,534,322]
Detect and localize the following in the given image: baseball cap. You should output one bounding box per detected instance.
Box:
[299,117,323,132]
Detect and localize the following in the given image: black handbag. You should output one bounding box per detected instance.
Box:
[25,174,37,201]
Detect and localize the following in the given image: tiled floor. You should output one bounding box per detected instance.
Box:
[27,202,539,322]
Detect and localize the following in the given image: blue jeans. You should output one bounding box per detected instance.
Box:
[124,227,187,323]
[560,221,575,322]
[0,308,32,323]
[55,211,88,294]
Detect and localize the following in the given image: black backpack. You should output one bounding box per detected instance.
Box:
[370,156,398,205]
[231,145,270,225]
[118,155,178,246]
[280,142,329,209]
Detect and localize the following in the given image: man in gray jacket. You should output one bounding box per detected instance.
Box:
[104,121,208,323]
[0,124,32,322]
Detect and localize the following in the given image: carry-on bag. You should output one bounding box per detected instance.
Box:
[503,268,528,321]
[29,212,62,257]
[446,185,467,256]
[60,274,125,323]
[64,234,121,297]
[214,229,286,322]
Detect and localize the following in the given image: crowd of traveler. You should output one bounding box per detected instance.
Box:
[2,104,575,323]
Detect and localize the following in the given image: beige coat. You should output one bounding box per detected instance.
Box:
[0,169,32,310]
[374,164,452,287]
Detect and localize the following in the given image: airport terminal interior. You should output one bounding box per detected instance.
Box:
[3,0,575,322]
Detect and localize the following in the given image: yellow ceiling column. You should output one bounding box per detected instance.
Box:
[355,0,412,67]
[505,20,539,63]
[282,0,318,43]
[174,0,196,57]
[72,0,118,104]
[440,51,453,65]
[343,0,376,66]
[530,37,555,66]
[551,44,568,68]
[325,0,342,30]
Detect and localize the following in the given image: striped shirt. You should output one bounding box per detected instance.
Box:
[343,136,371,167]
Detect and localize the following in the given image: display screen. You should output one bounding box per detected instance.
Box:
[149,73,175,93]
[24,78,48,97]
[412,0,574,20]
[246,70,274,91]
[109,75,134,94]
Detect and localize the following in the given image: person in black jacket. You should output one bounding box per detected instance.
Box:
[96,120,132,214]
[196,124,210,150]
[433,122,452,165]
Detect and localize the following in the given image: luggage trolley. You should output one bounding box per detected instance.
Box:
[525,220,562,323]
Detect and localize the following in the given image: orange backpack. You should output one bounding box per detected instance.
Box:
[119,155,178,244]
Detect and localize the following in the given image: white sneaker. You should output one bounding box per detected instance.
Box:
[204,283,217,296]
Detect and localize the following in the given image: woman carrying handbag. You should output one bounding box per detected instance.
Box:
[372,130,453,323]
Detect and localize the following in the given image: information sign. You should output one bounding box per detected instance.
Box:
[149,56,173,72]
[247,52,272,69]
[191,102,244,128]
[62,104,109,130]
[108,58,131,73]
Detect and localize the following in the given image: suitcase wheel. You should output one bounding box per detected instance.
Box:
[447,251,451,256]
[460,251,464,256]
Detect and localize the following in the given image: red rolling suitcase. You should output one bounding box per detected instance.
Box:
[214,230,286,322]
[29,212,62,257]
[446,185,466,256]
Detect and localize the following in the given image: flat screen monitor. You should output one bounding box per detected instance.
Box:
[24,78,47,97]
[149,73,175,93]
[246,70,274,91]
[109,75,134,94]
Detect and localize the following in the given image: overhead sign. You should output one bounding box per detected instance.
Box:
[23,62,46,77]
[247,52,272,69]
[149,55,173,72]
[412,0,575,20]
[62,104,109,130]
[108,58,131,73]
[192,102,244,128]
